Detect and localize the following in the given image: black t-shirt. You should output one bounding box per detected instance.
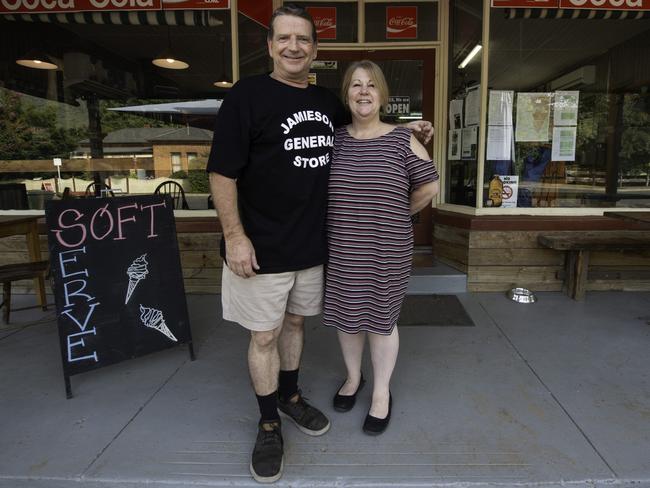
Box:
[207,74,347,274]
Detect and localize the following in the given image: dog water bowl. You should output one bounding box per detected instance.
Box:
[507,287,537,304]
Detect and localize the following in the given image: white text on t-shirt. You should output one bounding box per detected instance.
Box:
[281,110,334,134]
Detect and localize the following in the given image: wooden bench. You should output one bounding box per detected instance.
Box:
[0,260,49,324]
[538,233,649,300]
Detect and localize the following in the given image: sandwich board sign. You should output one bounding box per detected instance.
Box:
[45,194,194,398]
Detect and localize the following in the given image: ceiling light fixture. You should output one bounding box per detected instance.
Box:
[213,79,233,88]
[152,54,189,70]
[152,27,189,70]
[212,34,232,88]
[16,50,58,70]
[458,44,482,69]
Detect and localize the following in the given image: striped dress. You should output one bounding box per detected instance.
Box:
[323,126,439,335]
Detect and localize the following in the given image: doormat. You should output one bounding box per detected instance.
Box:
[398,295,475,327]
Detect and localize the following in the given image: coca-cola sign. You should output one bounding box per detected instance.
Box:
[492,0,650,8]
[0,0,161,12]
[559,0,650,9]
[386,6,417,40]
[0,0,234,13]
[307,6,336,40]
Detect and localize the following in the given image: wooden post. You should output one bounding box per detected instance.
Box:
[25,219,47,309]
[566,249,589,300]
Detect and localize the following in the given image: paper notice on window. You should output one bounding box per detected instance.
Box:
[488,90,513,126]
[448,129,462,160]
[501,175,519,208]
[486,126,513,161]
[449,99,463,130]
[551,126,577,161]
[554,91,579,126]
[515,93,552,142]
[465,86,480,127]
[461,126,478,159]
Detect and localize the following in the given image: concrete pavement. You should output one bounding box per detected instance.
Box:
[1,291,649,487]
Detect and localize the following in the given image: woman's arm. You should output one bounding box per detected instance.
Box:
[408,134,440,215]
[410,181,439,215]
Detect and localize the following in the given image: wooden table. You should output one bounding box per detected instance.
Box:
[0,215,47,307]
[538,232,650,300]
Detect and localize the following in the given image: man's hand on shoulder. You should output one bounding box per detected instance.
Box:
[406,120,434,145]
[225,233,260,278]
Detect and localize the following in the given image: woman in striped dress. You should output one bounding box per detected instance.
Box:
[323,60,439,434]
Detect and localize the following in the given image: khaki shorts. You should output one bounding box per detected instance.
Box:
[221,264,324,331]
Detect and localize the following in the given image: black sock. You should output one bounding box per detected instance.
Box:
[278,369,299,401]
[256,391,279,423]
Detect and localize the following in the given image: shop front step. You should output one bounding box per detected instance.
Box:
[408,260,467,294]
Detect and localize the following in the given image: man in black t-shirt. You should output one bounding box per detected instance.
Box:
[207,5,433,483]
[207,6,338,483]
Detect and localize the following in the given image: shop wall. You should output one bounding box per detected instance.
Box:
[176,232,223,294]
[1,225,224,295]
[5,221,648,296]
[433,212,650,292]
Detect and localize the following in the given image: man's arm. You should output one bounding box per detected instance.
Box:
[209,172,259,278]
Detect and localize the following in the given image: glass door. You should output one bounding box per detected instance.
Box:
[314,49,436,245]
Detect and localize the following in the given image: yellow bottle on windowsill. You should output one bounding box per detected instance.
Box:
[487,175,503,207]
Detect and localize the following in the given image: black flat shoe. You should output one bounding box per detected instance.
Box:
[362,393,392,435]
[333,374,365,412]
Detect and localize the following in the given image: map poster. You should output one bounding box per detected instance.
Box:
[515,92,552,142]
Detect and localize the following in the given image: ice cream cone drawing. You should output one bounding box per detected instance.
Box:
[139,305,178,342]
[125,254,149,304]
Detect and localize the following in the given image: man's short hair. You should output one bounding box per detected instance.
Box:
[340,60,390,112]
[268,3,317,43]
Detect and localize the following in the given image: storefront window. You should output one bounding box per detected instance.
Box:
[0,12,231,210]
[446,0,482,207]
[365,2,438,42]
[239,13,271,78]
[484,10,650,209]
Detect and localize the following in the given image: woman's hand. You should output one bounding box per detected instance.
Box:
[406,120,434,145]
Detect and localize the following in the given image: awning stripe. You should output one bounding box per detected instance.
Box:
[505,8,650,19]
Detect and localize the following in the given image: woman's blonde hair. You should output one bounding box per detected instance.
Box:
[340,60,390,112]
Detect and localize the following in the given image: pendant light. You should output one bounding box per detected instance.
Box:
[152,26,189,70]
[213,78,233,88]
[16,50,58,70]
[213,34,232,88]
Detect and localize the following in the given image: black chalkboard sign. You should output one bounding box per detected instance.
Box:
[45,195,194,398]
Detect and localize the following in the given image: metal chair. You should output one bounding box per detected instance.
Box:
[154,180,190,210]
[85,181,114,197]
